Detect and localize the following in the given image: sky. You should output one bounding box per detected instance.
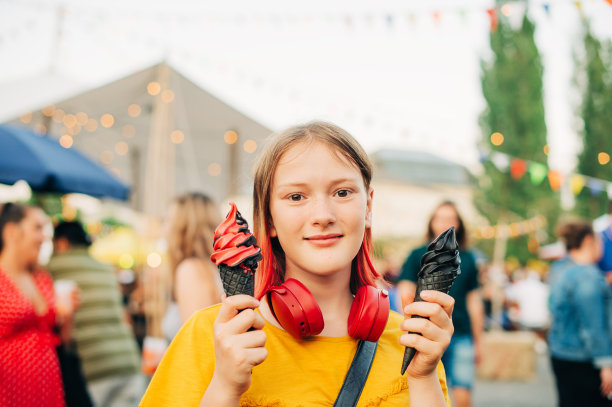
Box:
[1,0,611,175]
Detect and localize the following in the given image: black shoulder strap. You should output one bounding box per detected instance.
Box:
[333,340,378,407]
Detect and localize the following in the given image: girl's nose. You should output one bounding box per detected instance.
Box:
[310,197,336,226]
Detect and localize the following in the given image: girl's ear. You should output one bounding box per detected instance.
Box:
[269,219,277,237]
[365,186,374,228]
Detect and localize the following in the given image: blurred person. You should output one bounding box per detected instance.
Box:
[505,269,550,335]
[162,192,223,341]
[597,201,612,285]
[0,203,74,406]
[548,219,612,406]
[398,201,484,407]
[47,221,144,407]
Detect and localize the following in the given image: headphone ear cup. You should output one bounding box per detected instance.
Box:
[347,285,390,342]
[267,279,324,339]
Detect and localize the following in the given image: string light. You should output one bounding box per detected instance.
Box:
[208,163,221,176]
[63,114,77,128]
[224,130,238,144]
[127,104,141,117]
[170,130,184,144]
[76,112,88,125]
[59,135,73,148]
[100,114,115,128]
[243,139,257,153]
[147,252,162,268]
[42,105,55,117]
[115,141,129,155]
[19,112,32,123]
[490,132,504,146]
[147,81,161,96]
[161,90,174,103]
[501,4,513,16]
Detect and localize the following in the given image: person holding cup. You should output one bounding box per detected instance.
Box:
[0,202,76,407]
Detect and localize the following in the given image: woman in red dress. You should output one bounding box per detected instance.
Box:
[0,203,66,407]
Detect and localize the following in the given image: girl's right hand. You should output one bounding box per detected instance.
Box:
[209,294,268,398]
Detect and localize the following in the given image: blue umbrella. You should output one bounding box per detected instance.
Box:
[0,124,130,200]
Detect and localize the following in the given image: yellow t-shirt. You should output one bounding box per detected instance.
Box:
[141,304,450,407]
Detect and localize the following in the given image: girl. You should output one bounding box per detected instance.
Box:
[397,201,483,407]
[141,121,454,406]
[162,193,223,340]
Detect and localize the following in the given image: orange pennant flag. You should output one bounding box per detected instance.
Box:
[548,170,564,191]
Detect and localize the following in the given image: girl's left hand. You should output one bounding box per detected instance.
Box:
[400,290,454,379]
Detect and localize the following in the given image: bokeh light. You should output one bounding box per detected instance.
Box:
[147,81,161,96]
[224,130,238,144]
[208,163,221,176]
[490,132,504,146]
[100,114,115,128]
[127,104,141,117]
[243,139,257,153]
[59,135,73,148]
[170,130,184,144]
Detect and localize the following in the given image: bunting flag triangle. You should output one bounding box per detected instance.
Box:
[510,158,528,180]
[486,8,498,32]
[587,179,604,196]
[529,162,548,185]
[570,174,585,195]
[548,170,564,191]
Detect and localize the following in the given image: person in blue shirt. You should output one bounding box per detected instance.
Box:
[597,201,612,286]
[548,218,612,406]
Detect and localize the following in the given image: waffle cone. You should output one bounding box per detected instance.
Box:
[219,264,255,297]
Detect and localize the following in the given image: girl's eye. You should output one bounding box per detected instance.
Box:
[289,194,303,201]
[336,189,351,198]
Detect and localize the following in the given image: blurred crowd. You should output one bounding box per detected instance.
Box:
[1,195,611,406]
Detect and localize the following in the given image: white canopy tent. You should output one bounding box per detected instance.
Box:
[2,62,273,216]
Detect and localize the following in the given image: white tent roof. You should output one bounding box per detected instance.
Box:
[3,62,273,214]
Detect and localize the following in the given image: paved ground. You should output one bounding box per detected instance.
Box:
[473,354,557,407]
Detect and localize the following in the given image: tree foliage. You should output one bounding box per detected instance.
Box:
[476,12,560,263]
[573,25,612,219]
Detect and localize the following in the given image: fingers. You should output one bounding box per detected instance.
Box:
[403,292,454,333]
[223,308,266,334]
[419,290,454,317]
[216,295,260,323]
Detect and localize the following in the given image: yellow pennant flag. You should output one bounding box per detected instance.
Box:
[570,174,586,195]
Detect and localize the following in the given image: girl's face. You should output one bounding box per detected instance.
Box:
[269,140,372,281]
[431,204,459,238]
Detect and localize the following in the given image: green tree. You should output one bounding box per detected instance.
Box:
[573,25,612,219]
[476,11,560,263]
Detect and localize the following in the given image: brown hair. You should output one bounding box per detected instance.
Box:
[252,121,379,298]
[426,201,468,248]
[556,218,593,251]
[166,193,221,278]
[0,203,28,253]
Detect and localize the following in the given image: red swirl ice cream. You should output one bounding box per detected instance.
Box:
[210,203,262,297]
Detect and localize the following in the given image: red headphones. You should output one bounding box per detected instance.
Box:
[266,279,390,342]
